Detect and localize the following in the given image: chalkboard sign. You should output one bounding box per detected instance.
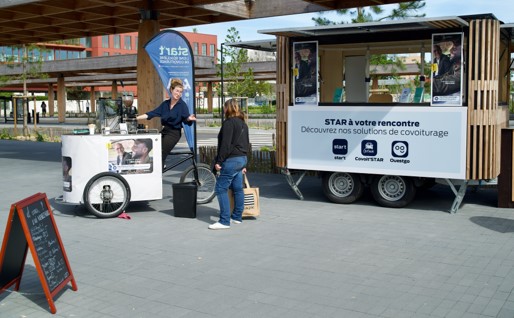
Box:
[0,193,77,314]
[0,210,28,291]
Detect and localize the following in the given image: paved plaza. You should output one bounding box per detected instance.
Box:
[1,139,514,317]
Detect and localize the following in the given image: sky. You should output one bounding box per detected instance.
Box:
[176,0,514,43]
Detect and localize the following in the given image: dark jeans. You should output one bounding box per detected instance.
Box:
[161,126,181,167]
[215,156,248,225]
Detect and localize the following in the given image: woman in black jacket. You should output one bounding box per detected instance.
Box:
[209,99,250,230]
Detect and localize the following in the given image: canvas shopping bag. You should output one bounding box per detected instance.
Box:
[229,174,260,218]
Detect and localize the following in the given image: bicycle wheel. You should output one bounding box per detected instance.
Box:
[83,172,131,218]
[180,163,216,204]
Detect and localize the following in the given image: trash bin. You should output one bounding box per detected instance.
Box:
[172,182,197,218]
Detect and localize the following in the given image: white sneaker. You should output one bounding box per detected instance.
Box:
[231,219,242,224]
[208,222,230,230]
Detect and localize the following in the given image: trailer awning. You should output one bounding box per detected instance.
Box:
[258,16,473,38]
[224,39,277,52]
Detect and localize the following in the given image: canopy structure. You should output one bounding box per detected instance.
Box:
[0,0,415,46]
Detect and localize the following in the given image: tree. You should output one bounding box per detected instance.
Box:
[67,86,90,113]
[312,1,425,25]
[218,27,255,98]
[0,44,49,136]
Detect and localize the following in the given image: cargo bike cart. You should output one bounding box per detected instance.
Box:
[59,132,216,218]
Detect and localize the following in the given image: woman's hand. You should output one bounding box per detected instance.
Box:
[215,163,221,171]
[242,168,247,174]
[188,114,197,122]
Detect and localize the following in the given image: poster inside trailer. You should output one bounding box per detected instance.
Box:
[431,33,464,106]
[287,106,467,179]
[293,41,318,106]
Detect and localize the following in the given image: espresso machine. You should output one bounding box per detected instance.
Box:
[121,92,138,133]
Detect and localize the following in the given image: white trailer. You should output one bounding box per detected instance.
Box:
[259,14,513,212]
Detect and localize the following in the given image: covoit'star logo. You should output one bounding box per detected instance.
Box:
[361,140,377,156]
[159,45,189,56]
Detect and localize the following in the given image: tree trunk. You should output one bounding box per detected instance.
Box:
[22,45,29,136]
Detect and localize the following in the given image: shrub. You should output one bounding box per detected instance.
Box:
[0,128,12,140]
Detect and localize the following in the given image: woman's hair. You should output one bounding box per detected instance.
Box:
[433,45,442,55]
[224,99,244,121]
[167,78,183,92]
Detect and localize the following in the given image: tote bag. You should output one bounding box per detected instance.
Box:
[229,174,260,218]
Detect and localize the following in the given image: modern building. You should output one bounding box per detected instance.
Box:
[0,31,217,98]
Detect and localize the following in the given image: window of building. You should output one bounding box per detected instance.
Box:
[68,51,80,59]
[56,50,67,60]
[201,43,207,56]
[135,36,138,49]
[43,49,54,61]
[29,48,40,62]
[102,35,109,48]
[3,47,12,62]
[193,42,198,55]
[124,36,131,50]
[80,37,92,48]
[113,35,121,49]
[103,52,109,56]
[210,44,215,57]
[12,47,19,62]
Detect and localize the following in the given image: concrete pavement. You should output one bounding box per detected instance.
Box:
[1,140,514,317]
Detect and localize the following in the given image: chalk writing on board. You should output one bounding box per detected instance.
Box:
[22,202,69,291]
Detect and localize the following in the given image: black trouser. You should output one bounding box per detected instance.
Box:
[161,126,181,168]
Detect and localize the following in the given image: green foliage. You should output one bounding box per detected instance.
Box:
[0,128,12,140]
[0,44,49,86]
[0,44,50,136]
[248,105,276,114]
[312,1,425,25]
[35,131,45,142]
[414,60,432,94]
[195,107,209,114]
[218,27,255,98]
[259,145,274,152]
[67,86,90,112]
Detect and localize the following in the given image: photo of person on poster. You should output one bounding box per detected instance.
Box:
[293,41,318,105]
[131,139,153,165]
[113,142,131,165]
[431,33,463,106]
[62,156,72,192]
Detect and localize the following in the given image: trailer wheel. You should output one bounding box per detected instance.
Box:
[371,175,415,208]
[83,172,131,218]
[322,172,363,204]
